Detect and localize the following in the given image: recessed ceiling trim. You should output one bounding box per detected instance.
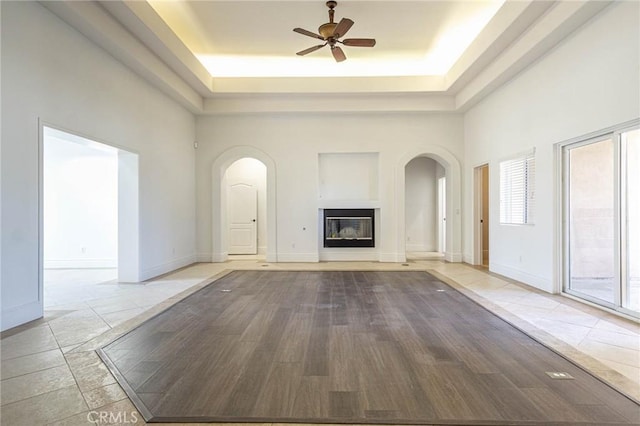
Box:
[211,75,445,94]
[100,0,213,96]
[42,0,204,113]
[203,92,456,115]
[455,0,613,111]
[41,1,615,115]
[445,0,554,92]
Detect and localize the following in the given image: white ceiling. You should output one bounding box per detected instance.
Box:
[147,1,504,77]
[43,1,613,113]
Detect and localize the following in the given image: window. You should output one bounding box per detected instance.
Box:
[499,149,535,224]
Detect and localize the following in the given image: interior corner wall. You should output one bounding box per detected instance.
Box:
[0,1,197,331]
[463,1,640,293]
[195,113,464,263]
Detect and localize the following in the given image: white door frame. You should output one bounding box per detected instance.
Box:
[554,119,640,318]
[473,164,489,266]
[438,176,446,253]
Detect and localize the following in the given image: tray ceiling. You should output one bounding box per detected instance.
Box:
[148,1,503,77]
[43,1,613,113]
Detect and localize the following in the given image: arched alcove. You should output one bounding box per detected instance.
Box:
[211,146,277,262]
[396,146,462,263]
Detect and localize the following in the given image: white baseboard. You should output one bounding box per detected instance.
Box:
[258,246,267,255]
[378,252,405,262]
[1,300,43,332]
[405,244,438,252]
[139,254,197,281]
[463,253,474,264]
[196,253,213,263]
[444,252,463,263]
[266,252,278,263]
[491,262,553,293]
[276,253,319,262]
[319,251,379,262]
[44,258,117,269]
[211,252,228,263]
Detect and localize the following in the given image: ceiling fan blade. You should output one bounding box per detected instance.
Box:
[342,38,376,47]
[296,44,327,56]
[332,18,354,39]
[331,45,346,62]
[293,28,324,41]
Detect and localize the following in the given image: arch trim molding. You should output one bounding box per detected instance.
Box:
[211,146,277,262]
[395,145,462,263]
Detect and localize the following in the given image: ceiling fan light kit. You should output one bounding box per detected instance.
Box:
[293,1,376,63]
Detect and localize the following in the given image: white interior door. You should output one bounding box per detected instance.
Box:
[228,183,257,254]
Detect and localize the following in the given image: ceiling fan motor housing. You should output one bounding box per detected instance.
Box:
[319,22,337,39]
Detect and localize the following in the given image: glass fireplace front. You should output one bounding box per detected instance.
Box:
[324,209,375,248]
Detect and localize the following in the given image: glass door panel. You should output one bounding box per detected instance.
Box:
[623,129,640,312]
[567,138,616,304]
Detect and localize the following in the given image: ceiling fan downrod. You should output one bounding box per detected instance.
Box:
[319,1,339,40]
[327,1,337,22]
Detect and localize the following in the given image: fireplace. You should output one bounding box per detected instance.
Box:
[323,209,375,248]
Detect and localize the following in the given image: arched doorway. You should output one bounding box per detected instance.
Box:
[211,146,277,262]
[404,156,446,260]
[396,146,462,263]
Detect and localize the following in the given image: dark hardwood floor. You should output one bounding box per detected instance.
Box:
[99,271,640,424]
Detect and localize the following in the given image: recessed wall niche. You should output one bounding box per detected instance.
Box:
[318,152,379,201]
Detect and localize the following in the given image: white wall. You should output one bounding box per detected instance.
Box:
[225,158,267,254]
[405,157,438,252]
[1,1,196,330]
[319,153,379,202]
[463,2,640,292]
[196,113,464,263]
[44,135,118,269]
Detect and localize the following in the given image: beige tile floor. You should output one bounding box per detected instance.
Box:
[1,260,638,425]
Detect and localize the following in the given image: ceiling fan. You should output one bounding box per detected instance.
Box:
[293,1,376,62]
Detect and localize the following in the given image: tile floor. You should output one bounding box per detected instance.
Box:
[1,260,638,425]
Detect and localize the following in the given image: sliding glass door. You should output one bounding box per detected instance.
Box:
[564,126,639,317]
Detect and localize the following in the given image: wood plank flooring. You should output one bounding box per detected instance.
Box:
[99,271,640,424]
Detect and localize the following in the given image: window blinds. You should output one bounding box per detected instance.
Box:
[500,150,535,224]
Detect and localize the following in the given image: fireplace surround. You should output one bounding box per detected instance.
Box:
[323,209,375,248]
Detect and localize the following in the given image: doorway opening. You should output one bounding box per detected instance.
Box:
[474,164,490,266]
[224,158,267,260]
[404,157,445,261]
[42,126,140,308]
